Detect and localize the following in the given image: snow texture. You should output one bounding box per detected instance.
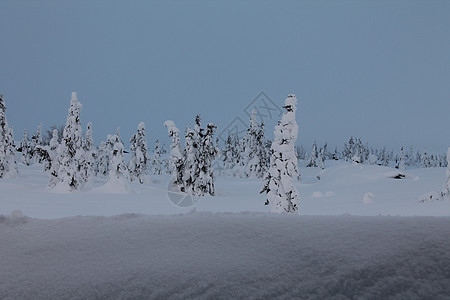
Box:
[1,212,449,299]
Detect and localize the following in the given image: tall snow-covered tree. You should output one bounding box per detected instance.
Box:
[0,95,18,178]
[195,122,220,196]
[151,139,162,175]
[261,94,300,214]
[83,122,97,180]
[30,123,43,163]
[397,146,406,171]
[164,120,185,192]
[48,129,61,187]
[222,133,240,176]
[238,109,269,179]
[306,142,318,167]
[21,129,32,166]
[441,148,450,201]
[183,124,200,195]
[97,135,114,177]
[55,92,86,190]
[108,133,129,183]
[129,122,149,183]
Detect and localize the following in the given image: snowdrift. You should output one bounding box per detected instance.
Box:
[1,212,449,299]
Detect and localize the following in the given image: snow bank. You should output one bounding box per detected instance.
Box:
[1,213,449,299]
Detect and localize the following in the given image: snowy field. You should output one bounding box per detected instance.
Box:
[0,161,448,218]
[1,162,450,299]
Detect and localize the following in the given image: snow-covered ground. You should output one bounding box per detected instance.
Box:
[1,162,449,299]
[0,161,448,218]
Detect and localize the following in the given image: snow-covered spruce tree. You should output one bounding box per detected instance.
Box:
[21,129,32,166]
[261,94,300,214]
[83,122,97,180]
[108,133,130,184]
[164,120,185,192]
[195,122,220,196]
[397,146,406,171]
[0,95,18,178]
[97,135,114,177]
[240,109,268,179]
[48,129,61,187]
[151,139,162,175]
[30,123,43,163]
[128,122,149,183]
[54,92,86,190]
[183,125,200,194]
[306,142,318,167]
[222,133,240,176]
[441,148,450,201]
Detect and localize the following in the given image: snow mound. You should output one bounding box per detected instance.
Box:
[363,192,375,204]
[0,210,28,225]
[1,213,450,299]
[92,176,132,194]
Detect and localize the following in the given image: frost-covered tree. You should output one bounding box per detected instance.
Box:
[55,92,86,190]
[48,129,61,187]
[108,134,129,183]
[0,95,18,178]
[97,135,114,177]
[306,142,318,167]
[83,122,97,180]
[183,123,201,195]
[164,120,185,192]
[397,146,406,171]
[441,148,450,201]
[195,122,220,196]
[239,109,268,179]
[129,122,148,183]
[151,139,162,175]
[30,123,43,163]
[21,129,32,166]
[261,94,300,214]
[222,133,240,176]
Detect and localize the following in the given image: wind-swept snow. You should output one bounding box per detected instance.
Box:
[1,212,449,299]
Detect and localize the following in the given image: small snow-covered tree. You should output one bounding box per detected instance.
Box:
[151,139,162,175]
[21,129,32,166]
[306,142,318,167]
[164,120,185,191]
[97,135,114,177]
[83,122,97,180]
[261,94,300,214]
[48,129,61,187]
[195,122,220,196]
[55,92,86,190]
[240,109,268,179]
[441,148,450,201]
[129,122,148,183]
[30,123,43,163]
[397,146,406,171]
[0,95,18,178]
[183,125,200,194]
[108,133,129,183]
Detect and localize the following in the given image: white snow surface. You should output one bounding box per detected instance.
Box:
[1,212,449,299]
[1,161,450,298]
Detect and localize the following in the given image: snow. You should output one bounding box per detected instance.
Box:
[1,212,449,299]
[1,161,450,298]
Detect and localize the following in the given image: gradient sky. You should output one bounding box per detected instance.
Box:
[1,0,449,152]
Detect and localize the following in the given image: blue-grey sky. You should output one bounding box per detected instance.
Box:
[1,0,449,152]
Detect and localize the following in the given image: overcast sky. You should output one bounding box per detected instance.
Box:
[1,0,449,152]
